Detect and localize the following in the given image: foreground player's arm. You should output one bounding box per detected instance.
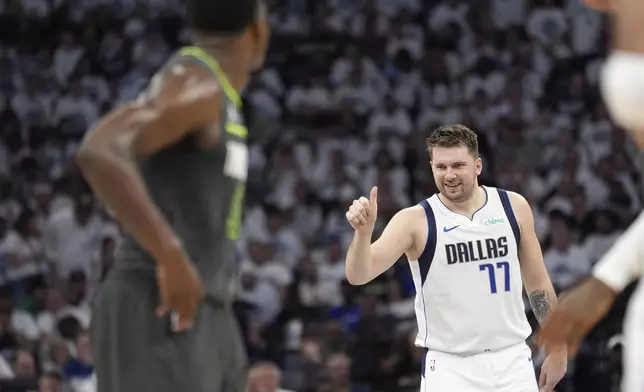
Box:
[76,65,223,262]
[535,212,644,356]
[509,192,557,324]
[345,207,417,285]
[599,0,644,144]
[592,211,644,292]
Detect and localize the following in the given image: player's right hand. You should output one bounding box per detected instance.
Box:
[155,248,205,332]
[346,186,378,235]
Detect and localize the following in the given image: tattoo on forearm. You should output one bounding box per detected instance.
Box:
[529,289,555,323]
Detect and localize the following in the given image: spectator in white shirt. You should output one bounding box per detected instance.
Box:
[52,80,99,134]
[526,0,568,46]
[583,211,622,266]
[0,289,40,346]
[316,236,346,285]
[10,79,50,129]
[237,267,282,327]
[0,210,45,283]
[297,256,342,309]
[286,78,331,116]
[52,32,84,87]
[543,215,591,290]
[43,195,102,279]
[333,70,381,116]
[367,95,412,138]
[247,362,296,392]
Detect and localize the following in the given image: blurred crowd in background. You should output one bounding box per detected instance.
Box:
[0,0,641,391]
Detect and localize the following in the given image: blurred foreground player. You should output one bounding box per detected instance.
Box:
[344,125,566,392]
[538,2,644,392]
[76,1,270,391]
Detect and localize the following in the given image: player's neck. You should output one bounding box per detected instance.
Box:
[195,41,250,92]
[439,185,486,218]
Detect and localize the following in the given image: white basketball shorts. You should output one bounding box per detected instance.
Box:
[420,342,538,392]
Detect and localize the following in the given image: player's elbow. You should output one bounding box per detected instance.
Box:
[76,144,112,171]
[345,272,370,286]
[345,262,374,286]
[76,139,131,181]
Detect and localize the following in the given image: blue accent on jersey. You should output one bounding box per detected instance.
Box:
[497,189,521,246]
[418,200,437,285]
[443,225,460,233]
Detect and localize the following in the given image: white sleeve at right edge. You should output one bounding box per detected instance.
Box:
[591,211,644,293]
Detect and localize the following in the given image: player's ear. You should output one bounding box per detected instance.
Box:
[475,157,482,175]
[249,4,270,58]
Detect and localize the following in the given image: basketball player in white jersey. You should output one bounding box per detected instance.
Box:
[345,125,567,392]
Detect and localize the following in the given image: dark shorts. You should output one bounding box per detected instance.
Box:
[90,269,247,392]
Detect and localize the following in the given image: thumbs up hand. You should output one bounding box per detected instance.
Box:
[345,186,378,235]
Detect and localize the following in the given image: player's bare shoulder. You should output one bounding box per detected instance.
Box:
[79,62,224,160]
[397,204,431,261]
[506,191,534,229]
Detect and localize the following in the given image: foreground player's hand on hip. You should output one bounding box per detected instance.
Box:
[155,250,205,332]
[538,347,567,392]
[536,277,617,357]
[345,186,378,235]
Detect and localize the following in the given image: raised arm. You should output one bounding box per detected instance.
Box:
[344,187,417,285]
[76,64,222,263]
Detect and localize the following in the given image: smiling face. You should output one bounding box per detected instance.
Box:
[431,144,482,202]
[427,125,482,203]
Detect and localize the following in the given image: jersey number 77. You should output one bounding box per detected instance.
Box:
[479,261,511,294]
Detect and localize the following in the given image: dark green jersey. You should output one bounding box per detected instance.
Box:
[114,46,248,304]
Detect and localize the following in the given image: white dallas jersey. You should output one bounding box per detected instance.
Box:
[408,186,532,354]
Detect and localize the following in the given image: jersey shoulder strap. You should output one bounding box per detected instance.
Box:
[495,188,521,246]
[173,46,247,141]
[178,46,242,109]
[417,199,437,284]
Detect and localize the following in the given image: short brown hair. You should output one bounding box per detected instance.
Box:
[426,124,479,158]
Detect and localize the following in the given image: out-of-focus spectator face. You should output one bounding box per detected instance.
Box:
[50,341,69,368]
[67,270,87,304]
[73,194,93,224]
[299,257,317,281]
[325,239,342,261]
[551,218,572,251]
[266,211,282,233]
[39,373,62,392]
[597,156,615,178]
[14,350,36,378]
[325,320,343,343]
[241,272,258,290]
[76,331,92,365]
[595,212,614,234]
[247,363,282,392]
[45,288,66,312]
[326,354,350,384]
[60,32,76,49]
[249,242,273,265]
